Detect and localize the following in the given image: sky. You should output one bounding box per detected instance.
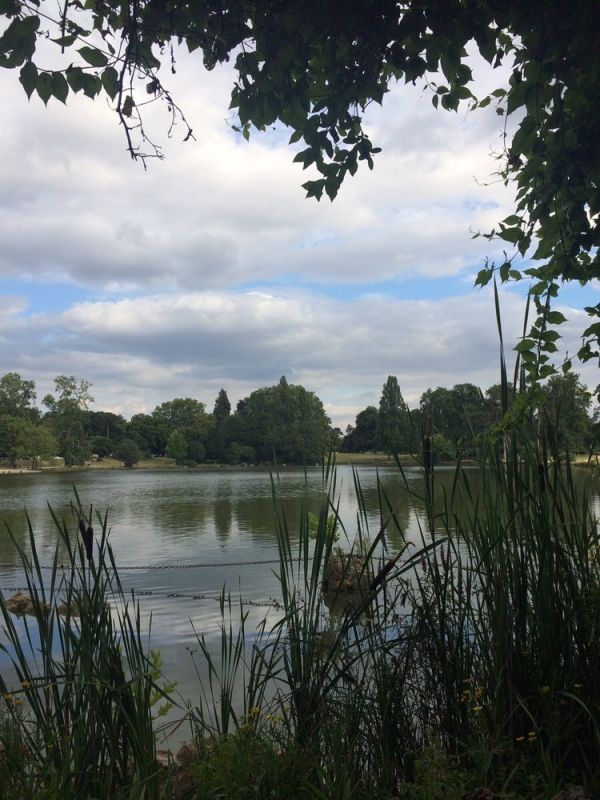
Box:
[0,40,597,429]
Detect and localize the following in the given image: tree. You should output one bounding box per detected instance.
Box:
[2,1,598,375]
[540,373,592,453]
[420,384,486,456]
[213,389,231,422]
[377,377,410,455]
[29,424,58,465]
[343,406,378,453]
[237,377,331,463]
[127,413,168,456]
[0,373,37,419]
[115,438,141,468]
[43,376,93,466]
[166,429,187,465]
[151,398,206,430]
[0,415,33,467]
[86,411,127,444]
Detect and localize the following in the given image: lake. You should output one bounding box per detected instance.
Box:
[1,463,597,740]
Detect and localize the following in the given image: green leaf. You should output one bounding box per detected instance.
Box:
[454,86,472,100]
[474,268,492,287]
[78,46,108,67]
[50,71,68,104]
[80,72,102,98]
[561,359,572,373]
[515,338,535,353]
[101,66,119,100]
[66,67,84,93]
[36,72,52,105]
[19,60,37,99]
[546,310,567,325]
[498,226,521,244]
[583,322,600,338]
[302,179,325,201]
[51,34,77,47]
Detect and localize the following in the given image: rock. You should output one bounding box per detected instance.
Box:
[321,553,373,615]
[4,592,35,615]
[3,592,77,617]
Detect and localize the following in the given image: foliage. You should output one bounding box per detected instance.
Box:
[114,437,141,467]
[0,414,34,467]
[541,372,592,453]
[213,388,231,422]
[0,372,37,420]
[152,397,207,429]
[377,375,410,455]
[236,376,331,463]
[85,410,128,444]
[165,428,187,464]
[0,1,598,371]
[421,384,487,457]
[128,412,168,456]
[42,375,94,466]
[0,499,171,799]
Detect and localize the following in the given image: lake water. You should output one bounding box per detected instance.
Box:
[1,463,597,740]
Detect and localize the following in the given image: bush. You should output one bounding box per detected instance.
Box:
[115,438,141,467]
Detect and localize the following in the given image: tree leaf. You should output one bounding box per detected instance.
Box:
[36,71,52,105]
[78,46,108,67]
[101,66,119,100]
[19,60,37,99]
[50,71,68,104]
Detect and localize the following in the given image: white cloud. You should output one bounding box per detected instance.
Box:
[2,285,594,429]
[0,43,595,429]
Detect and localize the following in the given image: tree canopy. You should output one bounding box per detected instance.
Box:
[1,0,598,377]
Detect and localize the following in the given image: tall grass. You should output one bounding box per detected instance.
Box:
[1,426,598,798]
[0,496,172,799]
[191,439,599,797]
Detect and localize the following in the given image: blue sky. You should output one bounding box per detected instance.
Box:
[0,45,597,427]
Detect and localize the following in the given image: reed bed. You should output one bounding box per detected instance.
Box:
[1,434,599,798]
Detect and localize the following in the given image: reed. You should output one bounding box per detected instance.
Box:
[0,495,172,799]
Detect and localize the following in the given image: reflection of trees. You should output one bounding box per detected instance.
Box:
[213,497,232,541]
[140,494,209,538]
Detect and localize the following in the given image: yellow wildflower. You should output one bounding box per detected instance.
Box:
[20,680,31,689]
[541,686,550,693]
[3,693,13,702]
[516,736,525,742]
[248,706,261,718]
[472,705,483,713]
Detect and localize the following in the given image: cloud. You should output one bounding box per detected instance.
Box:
[3,285,594,429]
[0,48,515,295]
[1,43,595,430]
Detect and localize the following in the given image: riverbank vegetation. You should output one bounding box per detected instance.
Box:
[1,411,599,798]
[1,370,597,472]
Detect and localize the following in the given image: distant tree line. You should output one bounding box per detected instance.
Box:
[0,374,333,467]
[0,371,596,469]
[342,373,598,458]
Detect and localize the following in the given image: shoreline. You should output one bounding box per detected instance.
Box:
[0,452,595,476]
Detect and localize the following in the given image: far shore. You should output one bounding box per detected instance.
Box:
[0,451,596,476]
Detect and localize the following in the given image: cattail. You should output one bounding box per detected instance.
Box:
[79,519,94,560]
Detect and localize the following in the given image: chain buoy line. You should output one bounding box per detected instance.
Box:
[0,557,283,571]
